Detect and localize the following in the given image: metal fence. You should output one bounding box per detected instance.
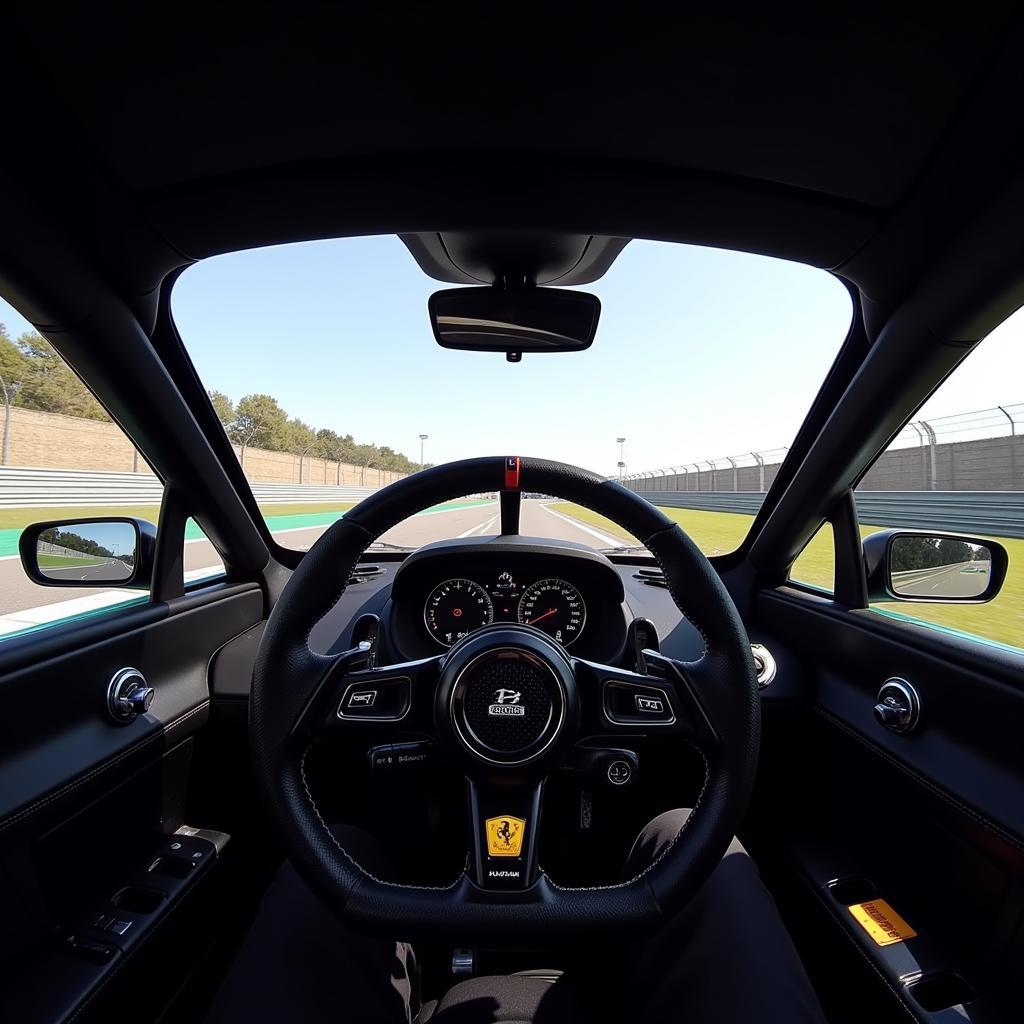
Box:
[0,466,376,509]
[623,403,1024,494]
[637,491,1024,538]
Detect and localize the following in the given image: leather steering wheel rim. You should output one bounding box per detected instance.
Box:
[250,456,760,943]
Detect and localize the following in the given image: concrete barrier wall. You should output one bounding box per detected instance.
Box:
[0,407,408,486]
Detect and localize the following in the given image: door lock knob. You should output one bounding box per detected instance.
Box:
[119,684,154,717]
[107,668,154,723]
[873,678,920,734]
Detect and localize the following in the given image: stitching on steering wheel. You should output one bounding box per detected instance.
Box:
[545,740,711,892]
[644,529,710,657]
[302,490,497,648]
[539,492,712,654]
[302,522,375,650]
[301,736,711,896]
[299,740,464,892]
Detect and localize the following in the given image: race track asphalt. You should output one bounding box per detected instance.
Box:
[0,500,633,622]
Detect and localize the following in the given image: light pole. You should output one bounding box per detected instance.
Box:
[419,433,428,470]
[1,374,23,466]
[616,437,626,480]
[297,439,319,484]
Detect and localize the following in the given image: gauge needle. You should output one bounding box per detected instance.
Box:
[528,607,558,626]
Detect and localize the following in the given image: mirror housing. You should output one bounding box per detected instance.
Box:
[19,517,156,588]
[429,285,600,362]
[864,529,1008,603]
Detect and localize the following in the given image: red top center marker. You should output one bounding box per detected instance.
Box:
[504,456,520,491]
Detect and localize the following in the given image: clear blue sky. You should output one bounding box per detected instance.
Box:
[53,521,135,554]
[172,236,856,474]
[4,235,1021,476]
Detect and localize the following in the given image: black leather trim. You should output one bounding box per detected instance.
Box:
[0,588,261,844]
[756,588,1024,850]
[0,701,209,842]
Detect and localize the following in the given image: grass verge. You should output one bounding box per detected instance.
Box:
[550,501,1023,652]
[38,553,106,567]
[0,501,357,531]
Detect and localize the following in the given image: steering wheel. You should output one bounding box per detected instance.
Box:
[250,457,759,943]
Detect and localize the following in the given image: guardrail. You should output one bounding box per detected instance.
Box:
[0,467,377,508]
[3,468,1020,538]
[630,489,1024,538]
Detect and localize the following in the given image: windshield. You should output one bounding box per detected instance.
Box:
[171,237,851,555]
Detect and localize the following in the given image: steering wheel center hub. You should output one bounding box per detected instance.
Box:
[439,627,575,767]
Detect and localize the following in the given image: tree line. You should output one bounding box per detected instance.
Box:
[0,323,424,475]
[0,324,108,420]
[39,526,135,564]
[891,536,986,572]
[208,391,427,475]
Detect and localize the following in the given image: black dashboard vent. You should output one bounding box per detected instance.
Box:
[348,564,384,585]
[633,567,668,589]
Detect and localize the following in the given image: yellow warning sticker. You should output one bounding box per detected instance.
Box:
[848,900,917,946]
[485,816,525,857]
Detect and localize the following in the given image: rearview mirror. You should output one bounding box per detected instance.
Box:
[429,286,600,362]
[19,517,156,588]
[864,530,1008,603]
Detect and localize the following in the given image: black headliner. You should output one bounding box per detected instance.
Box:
[4,6,1023,328]
[14,9,1002,205]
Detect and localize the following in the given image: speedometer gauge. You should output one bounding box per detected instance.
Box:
[424,578,494,647]
[518,579,586,646]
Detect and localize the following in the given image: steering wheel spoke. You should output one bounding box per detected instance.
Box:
[572,651,720,749]
[466,776,544,892]
[292,645,444,745]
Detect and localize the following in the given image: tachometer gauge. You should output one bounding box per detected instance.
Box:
[517,578,586,646]
[424,578,494,647]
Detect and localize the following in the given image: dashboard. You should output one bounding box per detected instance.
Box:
[294,534,792,706]
[387,536,628,662]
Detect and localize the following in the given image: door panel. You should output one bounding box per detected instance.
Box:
[0,586,262,832]
[760,589,1024,844]
[750,588,1024,1022]
[0,583,263,1020]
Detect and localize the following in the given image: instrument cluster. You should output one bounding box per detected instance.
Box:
[424,571,586,648]
[386,539,628,663]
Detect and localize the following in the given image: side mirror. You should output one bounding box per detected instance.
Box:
[19,517,156,588]
[864,529,1008,603]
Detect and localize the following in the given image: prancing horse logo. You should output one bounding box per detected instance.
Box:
[488,688,525,717]
[485,815,525,856]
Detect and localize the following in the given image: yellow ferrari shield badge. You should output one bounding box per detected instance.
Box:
[848,900,917,947]
[485,816,525,857]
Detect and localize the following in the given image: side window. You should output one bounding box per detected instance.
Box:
[185,520,226,585]
[857,307,1022,651]
[789,521,835,594]
[0,299,162,641]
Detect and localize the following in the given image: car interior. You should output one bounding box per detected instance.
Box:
[1,8,1022,1023]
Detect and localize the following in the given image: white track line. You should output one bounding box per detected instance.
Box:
[457,514,498,538]
[1,502,507,636]
[539,503,625,548]
[416,500,496,518]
